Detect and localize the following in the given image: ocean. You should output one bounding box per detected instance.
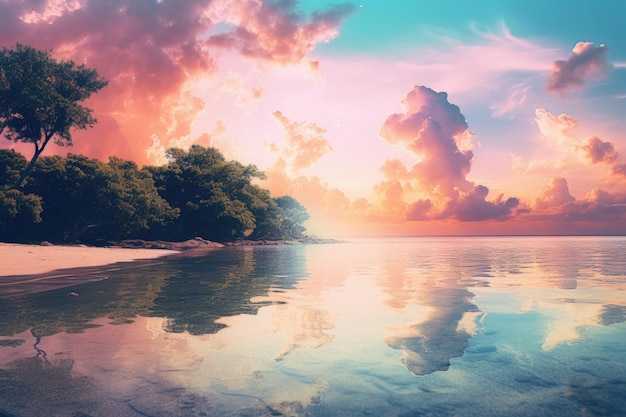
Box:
[1,236,625,416]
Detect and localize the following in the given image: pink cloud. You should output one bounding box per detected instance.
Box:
[535,108,578,142]
[406,199,432,221]
[0,0,352,166]
[441,186,519,222]
[377,86,518,222]
[612,164,626,178]
[206,0,356,65]
[0,0,217,164]
[272,111,333,172]
[380,86,473,197]
[262,161,371,235]
[533,177,575,209]
[547,42,609,94]
[578,136,618,164]
[529,108,624,177]
[525,179,626,227]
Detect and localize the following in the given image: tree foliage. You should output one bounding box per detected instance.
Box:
[275,195,310,238]
[0,150,43,237]
[28,154,106,241]
[0,44,108,187]
[0,146,310,244]
[147,145,307,241]
[14,153,178,242]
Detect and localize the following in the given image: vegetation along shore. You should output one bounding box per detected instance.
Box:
[1,44,313,247]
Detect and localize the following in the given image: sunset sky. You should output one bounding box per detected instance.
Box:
[1,0,625,236]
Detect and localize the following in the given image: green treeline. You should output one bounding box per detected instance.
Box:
[0,44,309,244]
[0,145,309,244]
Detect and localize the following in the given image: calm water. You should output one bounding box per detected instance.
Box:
[1,237,625,417]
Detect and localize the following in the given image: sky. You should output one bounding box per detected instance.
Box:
[1,0,626,236]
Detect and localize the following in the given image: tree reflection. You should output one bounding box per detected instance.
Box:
[0,263,169,337]
[0,246,309,339]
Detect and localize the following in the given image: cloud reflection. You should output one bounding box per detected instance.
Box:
[1,238,625,416]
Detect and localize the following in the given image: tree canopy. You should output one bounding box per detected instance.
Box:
[0,152,178,242]
[0,44,108,188]
[0,150,43,235]
[0,146,310,244]
[147,145,307,242]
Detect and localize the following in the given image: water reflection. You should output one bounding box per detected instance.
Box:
[0,246,310,338]
[0,237,625,417]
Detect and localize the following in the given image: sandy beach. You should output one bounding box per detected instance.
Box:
[0,242,177,277]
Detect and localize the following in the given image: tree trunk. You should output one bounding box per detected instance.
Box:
[13,149,42,189]
[13,134,53,189]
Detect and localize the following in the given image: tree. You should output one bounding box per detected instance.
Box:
[148,145,264,241]
[23,154,177,242]
[147,145,311,241]
[275,195,310,238]
[0,188,43,236]
[0,44,108,188]
[0,150,42,240]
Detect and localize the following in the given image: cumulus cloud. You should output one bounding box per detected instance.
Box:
[206,0,356,65]
[534,177,575,210]
[406,199,432,221]
[380,87,473,197]
[535,108,578,144]
[530,108,625,176]
[577,136,618,164]
[19,0,81,24]
[612,164,626,178]
[1,0,220,164]
[0,0,353,165]
[443,186,519,222]
[272,111,333,172]
[378,85,518,222]
[547,42,609,94]
[515,114,626,228]
[525,177,626,228]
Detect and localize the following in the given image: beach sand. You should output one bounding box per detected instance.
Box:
[0,242,177,277]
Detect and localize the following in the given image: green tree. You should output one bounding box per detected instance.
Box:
[0,149,42,240]
[275,195,310,238]
[0,188,43,237]
[148,145,310,241]
[107,156,179,239]
[148,146,270,241]
[24,154,177,242]
[0,44,108,188]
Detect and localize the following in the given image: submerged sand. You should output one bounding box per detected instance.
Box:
[0,242,177,277]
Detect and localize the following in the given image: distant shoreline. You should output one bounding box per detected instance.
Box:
[110,236,347,250]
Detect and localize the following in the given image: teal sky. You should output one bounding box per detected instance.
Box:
[304,0,626,59]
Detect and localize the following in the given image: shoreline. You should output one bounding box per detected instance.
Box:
[0,242,179,278]
[0,236,345,278]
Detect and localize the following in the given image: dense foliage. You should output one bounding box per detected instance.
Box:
[146,145,309,242]
[0,45,309,244]
[0,147,309,244]
[0,44,108,188]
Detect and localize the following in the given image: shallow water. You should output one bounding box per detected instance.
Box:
[1,236,625,417]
